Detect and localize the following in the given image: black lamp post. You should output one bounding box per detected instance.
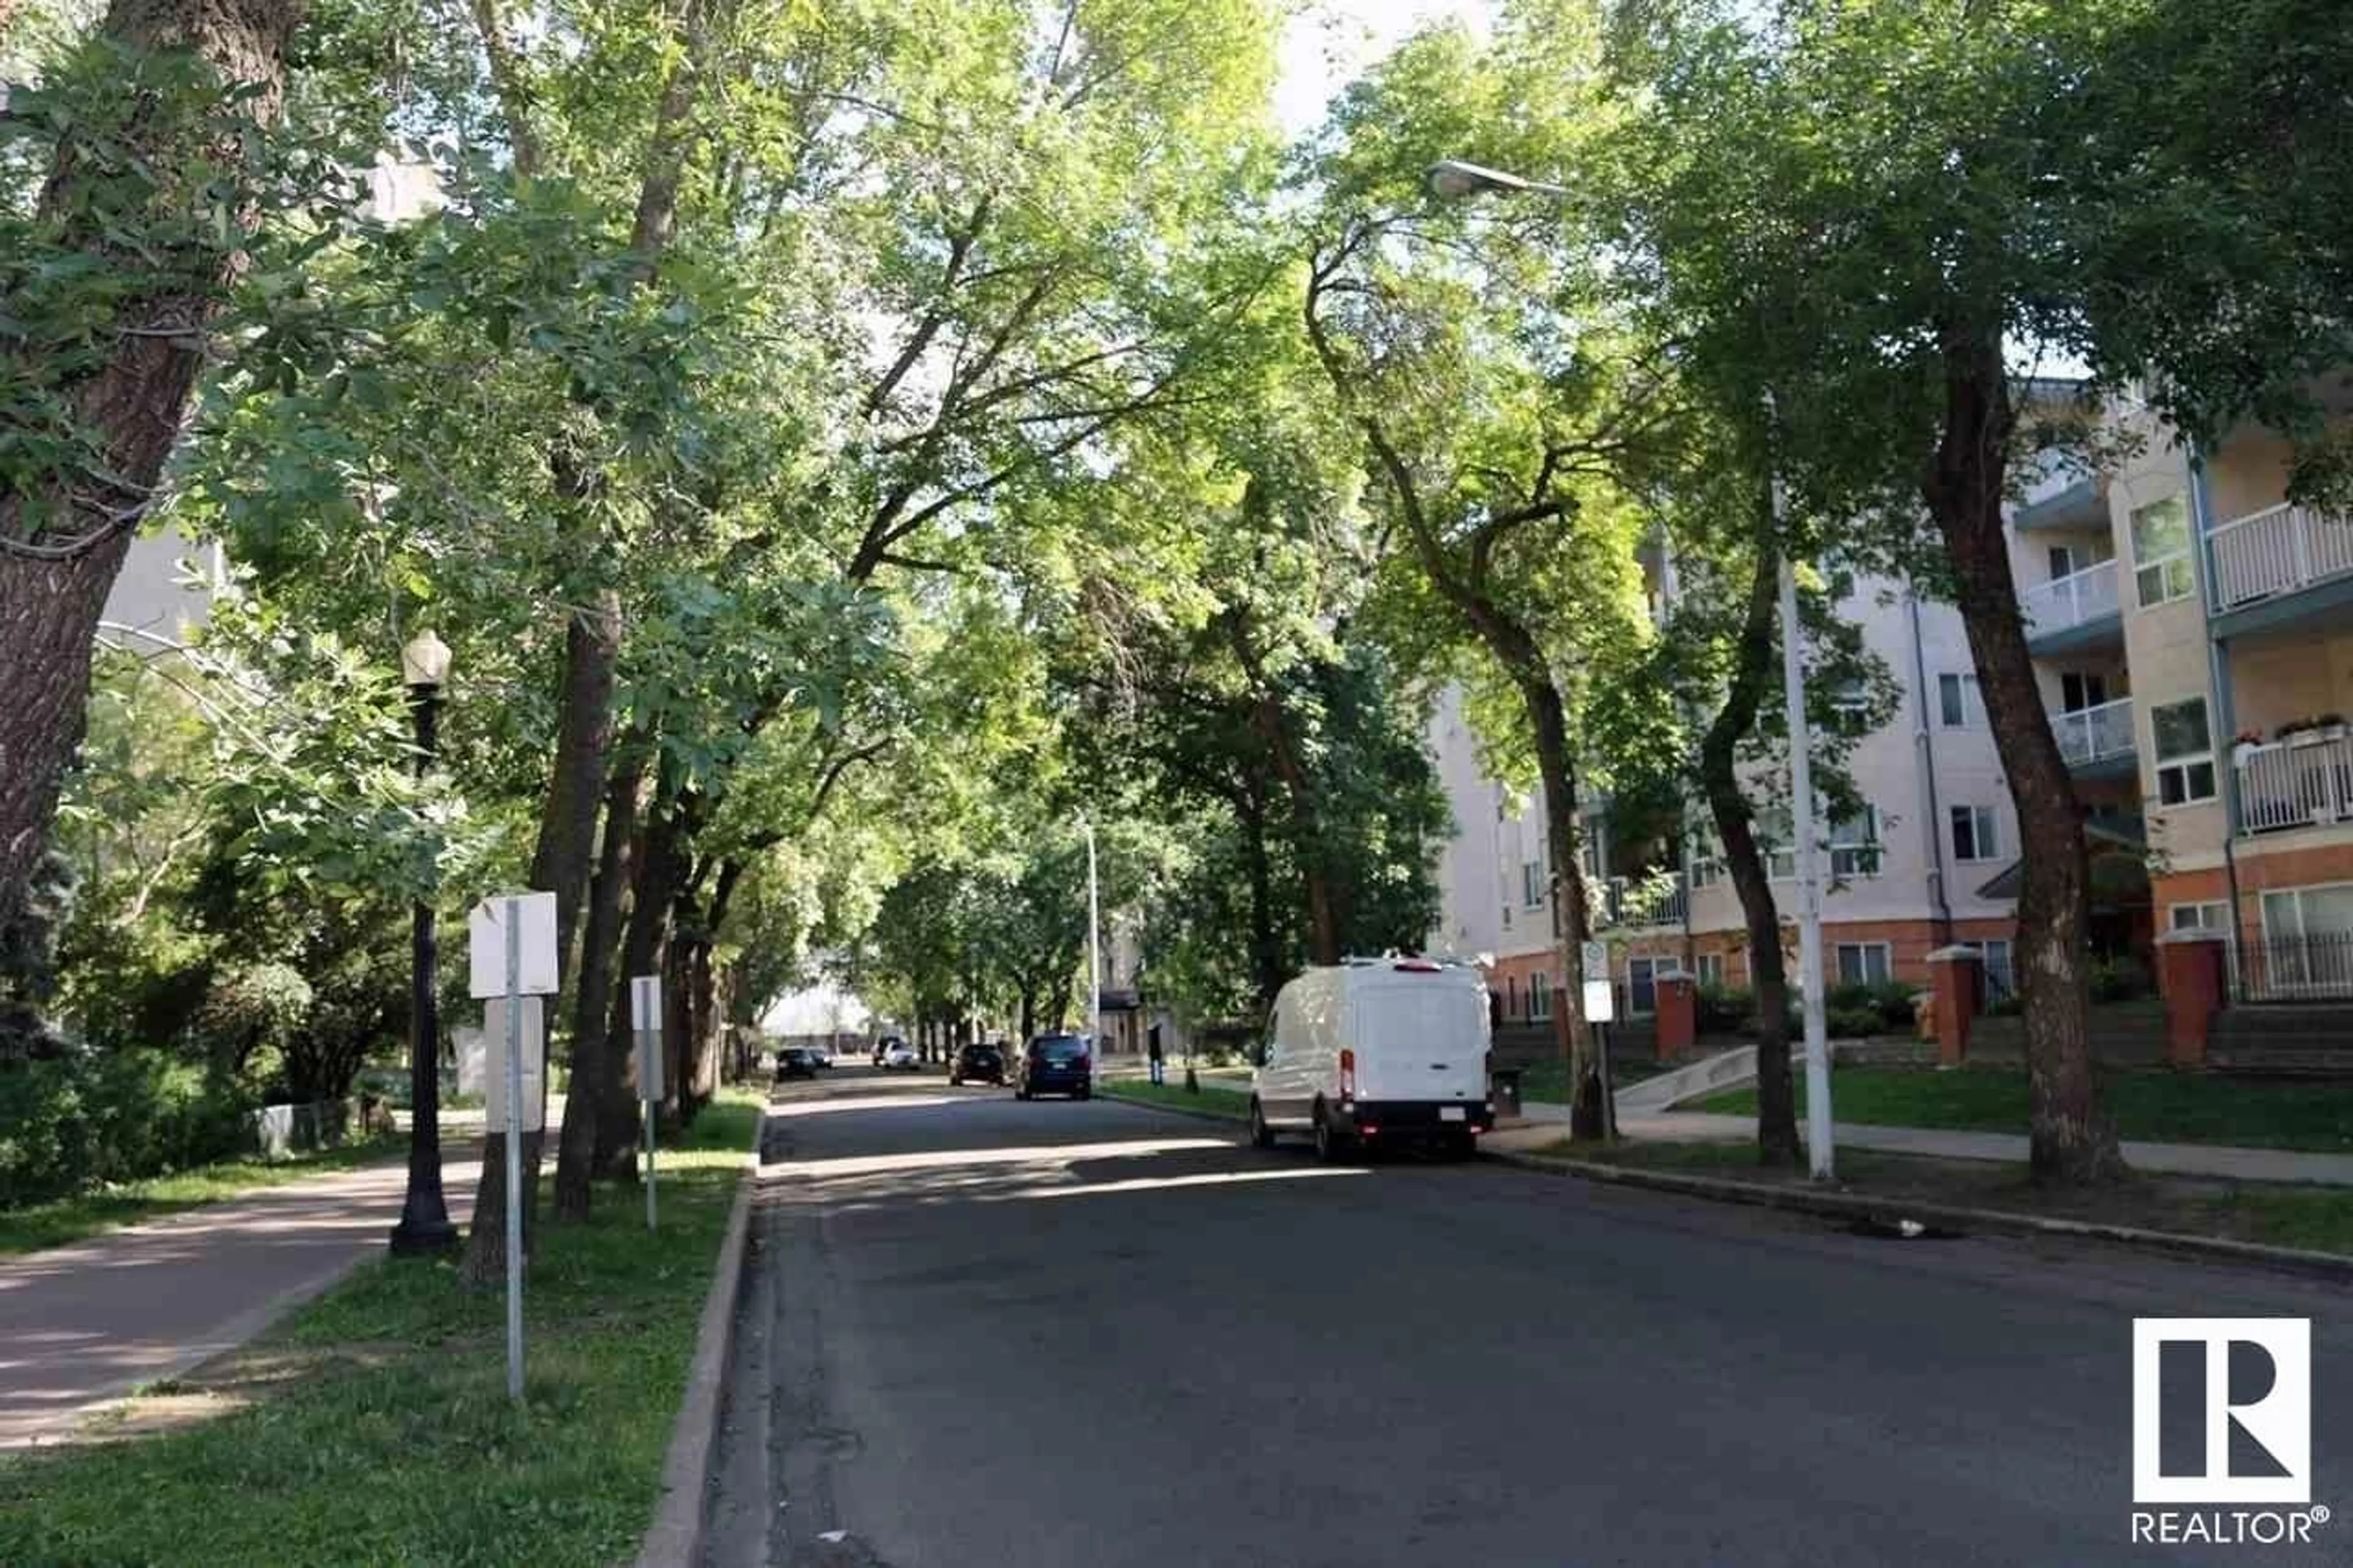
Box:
[389,629,458,1257]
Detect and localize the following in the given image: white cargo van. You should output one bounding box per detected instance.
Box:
[1248,958,1493,1161]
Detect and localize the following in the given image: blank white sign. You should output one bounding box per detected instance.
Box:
[630,974,662,1031]
[1582,979,1615,1025]
[483,995,545,1133]
[469,892,559,999]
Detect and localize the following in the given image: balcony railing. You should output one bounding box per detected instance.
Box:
[2236,730,2353,835]
[2052,696,2135,768]
[2208,502,2353,613]
[2019,558,2119,638]
[1603,874,1687,930]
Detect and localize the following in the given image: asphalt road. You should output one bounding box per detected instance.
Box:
[702,1070,2351,1568]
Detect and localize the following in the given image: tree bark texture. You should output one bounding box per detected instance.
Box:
[0,0,306,933]
[457,589,620,1282]
[594,786,686,1175]
[1702,531,1800,1168]
[1521,675,1607,1141]
[1921,325,2121,1184]
[553,730,647,1219]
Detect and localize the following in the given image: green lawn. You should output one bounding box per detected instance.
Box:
[1696,1067,2353,1154]
[0,1134,404,1257]
[1101,1078,1250,1119]
[1524,1137,2353,1256]
[0,1090,763,1568]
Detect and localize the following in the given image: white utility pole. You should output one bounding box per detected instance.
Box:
[1773,474,1836,1181]
[1083,819,1104,1071]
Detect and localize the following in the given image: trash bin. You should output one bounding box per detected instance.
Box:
[1491,1067,1523,1122]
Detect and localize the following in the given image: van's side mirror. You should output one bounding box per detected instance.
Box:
[1249,1040,1270,1068]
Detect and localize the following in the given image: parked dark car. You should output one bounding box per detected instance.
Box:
[776,1047,820,1080]
[949,1041,1006,1086]
[1014,1034,1092,1100]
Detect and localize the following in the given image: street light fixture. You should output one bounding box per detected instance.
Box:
[1423,159,1570,201]
[388,629,458,1256]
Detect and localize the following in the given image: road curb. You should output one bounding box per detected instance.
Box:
[635,1106,765,1568]
[1483,1147,2353,1282]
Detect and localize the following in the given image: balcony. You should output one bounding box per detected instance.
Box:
[2052,696,2136,779]
[2236,730,2353,836]
[2014,474,2105,534]
[2208,502,2353,634]
[1602,873,1687,931]
[2020,558,2121,654]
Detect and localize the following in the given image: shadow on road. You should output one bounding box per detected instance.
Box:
[756,1067,1368,1216]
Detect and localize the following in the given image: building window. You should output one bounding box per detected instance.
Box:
[1530,971,1552,1021]
[1501,903,1512,931]
[2152,697,2217,805]
[1521,860,1544,908]
[1835,942,1892,985]
[1974,939,2015,1002]
[1627,956,1661,1015]
[1686,821,1723,888]
[2129,494,2194,607]
[1938,672,1984,729]
[1950,805,2000,863]
[1756,808,1798,881]
[1696,952,1726,987]
[1506,976,1519,1018]
[2257,884,2353,996]
[2170,901,2229,935]
[2059,671,2109,713]
[1829,807,1882,878]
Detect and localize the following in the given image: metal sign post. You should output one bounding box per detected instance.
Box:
[632,975,662,1232]
[1581,938,1616,1140]
[500,911,523,1402]
[469,892,557,1405]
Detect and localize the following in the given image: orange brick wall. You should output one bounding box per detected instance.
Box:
[2154,839,2353,944]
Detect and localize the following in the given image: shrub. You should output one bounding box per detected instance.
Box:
[2090,955,2153,1004]
[1866,981,1919,1030]
[1825,1005,1883,1039]
[194,961,312,1092]
[1695,982,1751,1036]
[0,1053,256,1210]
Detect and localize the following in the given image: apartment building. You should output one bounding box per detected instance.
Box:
[2024,396,2353,1002]
[1417,461,2186,1020]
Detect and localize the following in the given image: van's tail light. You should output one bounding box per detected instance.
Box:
[1339,1047,1356,1103]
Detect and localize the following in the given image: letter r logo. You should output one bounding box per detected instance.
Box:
[2133,1318,2311,1505]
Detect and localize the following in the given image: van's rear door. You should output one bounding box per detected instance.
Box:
[1348,971,1488,1105]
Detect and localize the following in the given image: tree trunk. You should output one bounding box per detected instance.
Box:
[594,787,686,1176]
[0,0,306,930]
[1521,675,1607,1141]
[457,591,620,1284]
[1922,325,2120,1184]
[1702,532,1800,1167]
[553,732,648,1218]
[1235,785,1284,1011]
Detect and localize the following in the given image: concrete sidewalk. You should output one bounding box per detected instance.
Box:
[0,1144,480,1448]
[1509,1100,2353,1184]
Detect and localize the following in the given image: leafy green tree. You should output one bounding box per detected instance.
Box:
[0,0,311,942]
[1298,9,1673,1140]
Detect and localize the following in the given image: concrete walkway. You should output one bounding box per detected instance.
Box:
[1511,1099,2353,1184]
[0,1144,480,1448]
